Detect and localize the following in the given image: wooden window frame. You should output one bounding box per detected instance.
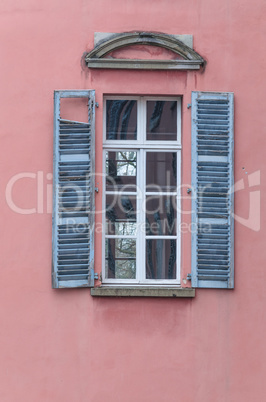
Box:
[102,95,182,286]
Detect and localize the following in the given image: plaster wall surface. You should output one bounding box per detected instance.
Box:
[0,0,266,401]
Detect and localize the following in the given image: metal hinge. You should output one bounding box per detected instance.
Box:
[94,272,102,281]
[186,273,192,281]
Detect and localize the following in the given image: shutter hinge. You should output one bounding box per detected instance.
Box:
[95,187,99,193]
[187,103,191,109]
[94,273,99,280]
[95,102,99,108]
[186,273,192,281]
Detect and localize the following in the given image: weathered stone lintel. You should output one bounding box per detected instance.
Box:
[91,286,195,298]
[86,59,202,70]
[94,32,193,49]
[85,32,205,71]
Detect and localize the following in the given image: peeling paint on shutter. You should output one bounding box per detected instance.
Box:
[191,92,234,289]
[52,90,95,288]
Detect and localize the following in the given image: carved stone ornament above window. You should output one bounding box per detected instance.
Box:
[85,32,205,70]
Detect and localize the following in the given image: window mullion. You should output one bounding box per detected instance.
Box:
[136,99,145,282]
[139,98,145,144]
[137,148,145,282]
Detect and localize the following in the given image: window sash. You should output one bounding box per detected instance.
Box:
[102,96,181,285]
[103,96,182,146]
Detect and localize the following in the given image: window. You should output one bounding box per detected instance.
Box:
[102,97,181,285]
[52,90,234,291]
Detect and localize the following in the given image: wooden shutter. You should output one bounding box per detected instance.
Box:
[191,91,234,289]
[52,90,95,288]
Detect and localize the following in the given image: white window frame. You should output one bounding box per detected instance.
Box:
[102,95,182,286]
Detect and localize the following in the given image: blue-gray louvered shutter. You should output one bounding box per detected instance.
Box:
[191,91,234,289]
[52,90,95,288]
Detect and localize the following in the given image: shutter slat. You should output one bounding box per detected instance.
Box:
[191,92,234,289]
[52,90,95,289]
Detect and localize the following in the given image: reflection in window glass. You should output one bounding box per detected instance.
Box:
[105,238,136,279]
[106,194,136,235]
[146,152,177,192]
[106,151,137,191]
[106,100,137,140]
[145,196,176,235]
[146,101,177,141]
[146,239,176,279]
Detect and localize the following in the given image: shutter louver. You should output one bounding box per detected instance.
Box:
[52,91,95,288]
[191,92,234,289]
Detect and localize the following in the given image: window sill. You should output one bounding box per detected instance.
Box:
[91,286,195,298]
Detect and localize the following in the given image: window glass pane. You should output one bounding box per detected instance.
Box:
[146,152,177,192]
[106,194,136,235]
[106,100,137,140]
[106,151,137,191]
[105,239,136,279]
[146,196,176,235]
[146,101,177,141]
[146,239,176,279]
[103,97,180,284]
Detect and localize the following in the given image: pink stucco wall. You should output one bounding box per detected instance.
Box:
[1,0,266,401]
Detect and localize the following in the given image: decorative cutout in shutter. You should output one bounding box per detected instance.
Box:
[52,91,95,288]
[191,92,234,289]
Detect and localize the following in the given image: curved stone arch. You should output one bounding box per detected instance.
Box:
[85,32,205,70]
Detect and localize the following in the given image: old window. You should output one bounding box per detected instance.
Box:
[52,90,234,292]
[102,96,181,285]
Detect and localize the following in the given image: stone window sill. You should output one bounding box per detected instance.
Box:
[91,286,195,298]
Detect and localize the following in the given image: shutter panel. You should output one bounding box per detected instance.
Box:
[52,90,95,288]
[191,91,234,289]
